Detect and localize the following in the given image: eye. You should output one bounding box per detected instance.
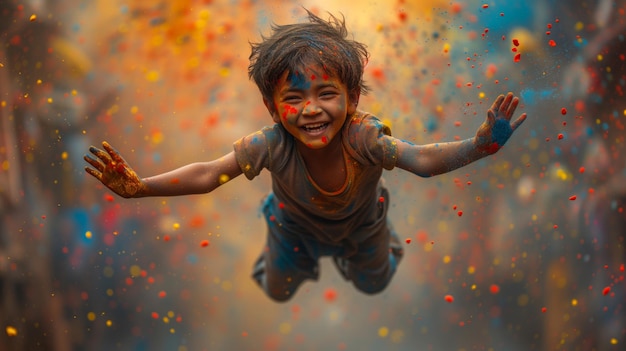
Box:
[282,94,302,103]
[319,90,338,99]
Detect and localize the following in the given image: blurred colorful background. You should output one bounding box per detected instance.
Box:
[1,0,624,350]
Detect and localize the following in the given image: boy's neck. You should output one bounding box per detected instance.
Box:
[296,134,347,193]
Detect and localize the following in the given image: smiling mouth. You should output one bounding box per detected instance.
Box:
[301,122,329,133]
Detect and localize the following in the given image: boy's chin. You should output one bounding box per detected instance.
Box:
[300,138,332,149]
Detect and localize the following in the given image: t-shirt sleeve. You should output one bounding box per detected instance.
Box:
[232,126,272,180]
[345,114,398,170]
[233,124,288,180]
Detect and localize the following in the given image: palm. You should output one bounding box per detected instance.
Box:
[84,141,144,198]
[476,92,527,154]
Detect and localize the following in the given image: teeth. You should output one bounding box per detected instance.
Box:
[303,123,327,131]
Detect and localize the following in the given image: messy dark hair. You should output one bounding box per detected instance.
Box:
[248,9,369,107]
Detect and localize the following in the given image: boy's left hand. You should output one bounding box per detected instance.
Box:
[475,92,527,154]
[84,141,146,198]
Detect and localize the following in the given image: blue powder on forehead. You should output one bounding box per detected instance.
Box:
[287,71,311,90]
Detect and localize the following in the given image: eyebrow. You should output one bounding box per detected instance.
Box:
[282,81,340,93]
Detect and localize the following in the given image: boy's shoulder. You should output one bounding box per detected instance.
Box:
[346,110,392,137]
[343,110,397,170]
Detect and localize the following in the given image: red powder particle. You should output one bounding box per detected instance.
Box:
[200,240,210,248]
[189,216,205,228]
[163,235,171,242]
[541,307,547,313]
[10,35,21,46]
[457,211,463,217]
[398,11,407,22]
[405,238,412,244]
[512,38,520,46]
[379,196,385,203]
[482,4,489,9]
[151,312,159,319]
[444,294,454,303]
[371,67,385,80]
[561,107,567,115]
[451,3,463,13]
[557,133,564,140]
[579,167,585,173]
[104,194,115,202]
[490,284,500,294]
[514,53,521,62]
[549,39,556,47]
[602,286,611,296]
[324,288,337,302]
[569,195,577,201]
[158,291,167,298]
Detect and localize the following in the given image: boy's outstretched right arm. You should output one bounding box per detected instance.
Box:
[84,141,242,198]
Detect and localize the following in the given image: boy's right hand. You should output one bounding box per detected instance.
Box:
[84,141,147,198]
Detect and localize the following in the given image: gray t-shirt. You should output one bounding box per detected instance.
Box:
[233,111,398,245]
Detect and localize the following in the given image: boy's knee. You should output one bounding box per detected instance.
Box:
[264,286,296,302]
[352,277,390,295]
[256,270,302,302]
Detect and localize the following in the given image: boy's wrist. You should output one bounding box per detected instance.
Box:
[473,136,500,156]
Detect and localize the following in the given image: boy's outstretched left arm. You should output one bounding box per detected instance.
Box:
[395,92,527,177]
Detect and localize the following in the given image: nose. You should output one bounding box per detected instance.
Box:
[302,100,321,116]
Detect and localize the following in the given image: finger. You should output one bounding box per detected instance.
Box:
[486,109,496,126]
[102,141,125,164]
[89,146,112,164]
[490,94,505,111]
[84,154,105,172]
[510,113,527,131]
[505,96,520,118]
[499,92,514,115]
[84,166,102,181]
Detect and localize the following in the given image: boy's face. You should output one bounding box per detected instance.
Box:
[265,66,357,149]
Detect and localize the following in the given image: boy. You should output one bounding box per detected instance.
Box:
[84,11,526,302]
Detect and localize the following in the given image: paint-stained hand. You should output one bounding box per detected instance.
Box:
[475,92,527,154]
[84,141,147,198]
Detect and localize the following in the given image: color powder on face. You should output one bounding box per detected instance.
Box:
[287,71,311,90]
